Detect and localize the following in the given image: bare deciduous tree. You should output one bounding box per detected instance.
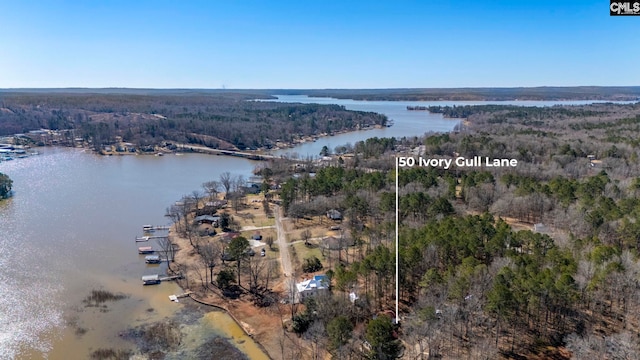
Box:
[199,241,220,286]
[220,172,232,198]
[202,180,220,202]
[157,236,176,271]
[301,229,312,246]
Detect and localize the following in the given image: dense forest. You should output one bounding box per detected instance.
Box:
[0,92,386,150]
[254,101,640,359]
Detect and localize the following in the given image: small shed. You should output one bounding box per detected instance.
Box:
[533,223,548,233]
[326,209,342,221]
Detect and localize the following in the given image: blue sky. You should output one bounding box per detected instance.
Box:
[0,0,637,88]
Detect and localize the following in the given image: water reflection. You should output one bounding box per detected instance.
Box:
[0,149,258,359]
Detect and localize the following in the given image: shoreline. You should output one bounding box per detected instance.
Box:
[169,222,278,360]
[8,117,388,161]
[186,293,273,359]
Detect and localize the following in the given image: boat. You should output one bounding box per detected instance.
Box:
[145,255,161,264]
[142,274,161,285]
[136,236,150,242]
[138,246,154,254]
[142,225,154,232]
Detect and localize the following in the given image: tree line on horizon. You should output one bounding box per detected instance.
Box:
[287,86,640,101]
[0,92,387,150]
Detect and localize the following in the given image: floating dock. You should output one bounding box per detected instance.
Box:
[169,291,192,302]
[143,225,171,232]
[136,235,168,241]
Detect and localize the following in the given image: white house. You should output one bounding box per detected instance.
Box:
[295,275,329,302]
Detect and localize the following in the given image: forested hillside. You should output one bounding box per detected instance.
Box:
[264,101,640,359]
[0,92,386,150]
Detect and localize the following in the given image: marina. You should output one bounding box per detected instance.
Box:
[0,144,39,162]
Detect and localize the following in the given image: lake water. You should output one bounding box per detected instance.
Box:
[0,149,259,359]
[263,95,634,157]
[0,96,633,358]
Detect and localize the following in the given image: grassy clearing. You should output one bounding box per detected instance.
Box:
[260,245,280,261]
[291,242,325,273]
[235,195,276,227]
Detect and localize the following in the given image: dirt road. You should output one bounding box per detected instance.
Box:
[274,205,293,277]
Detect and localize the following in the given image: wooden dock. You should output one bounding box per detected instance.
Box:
[169,291,193,302]
[136,235,168,241]
[143,225,171,232]
[159,274,183,281]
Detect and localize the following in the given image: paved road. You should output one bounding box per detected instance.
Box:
[274,205,293,277]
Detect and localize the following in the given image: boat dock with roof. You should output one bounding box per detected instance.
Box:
[138,246,154,254]
[141,273,182,285]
